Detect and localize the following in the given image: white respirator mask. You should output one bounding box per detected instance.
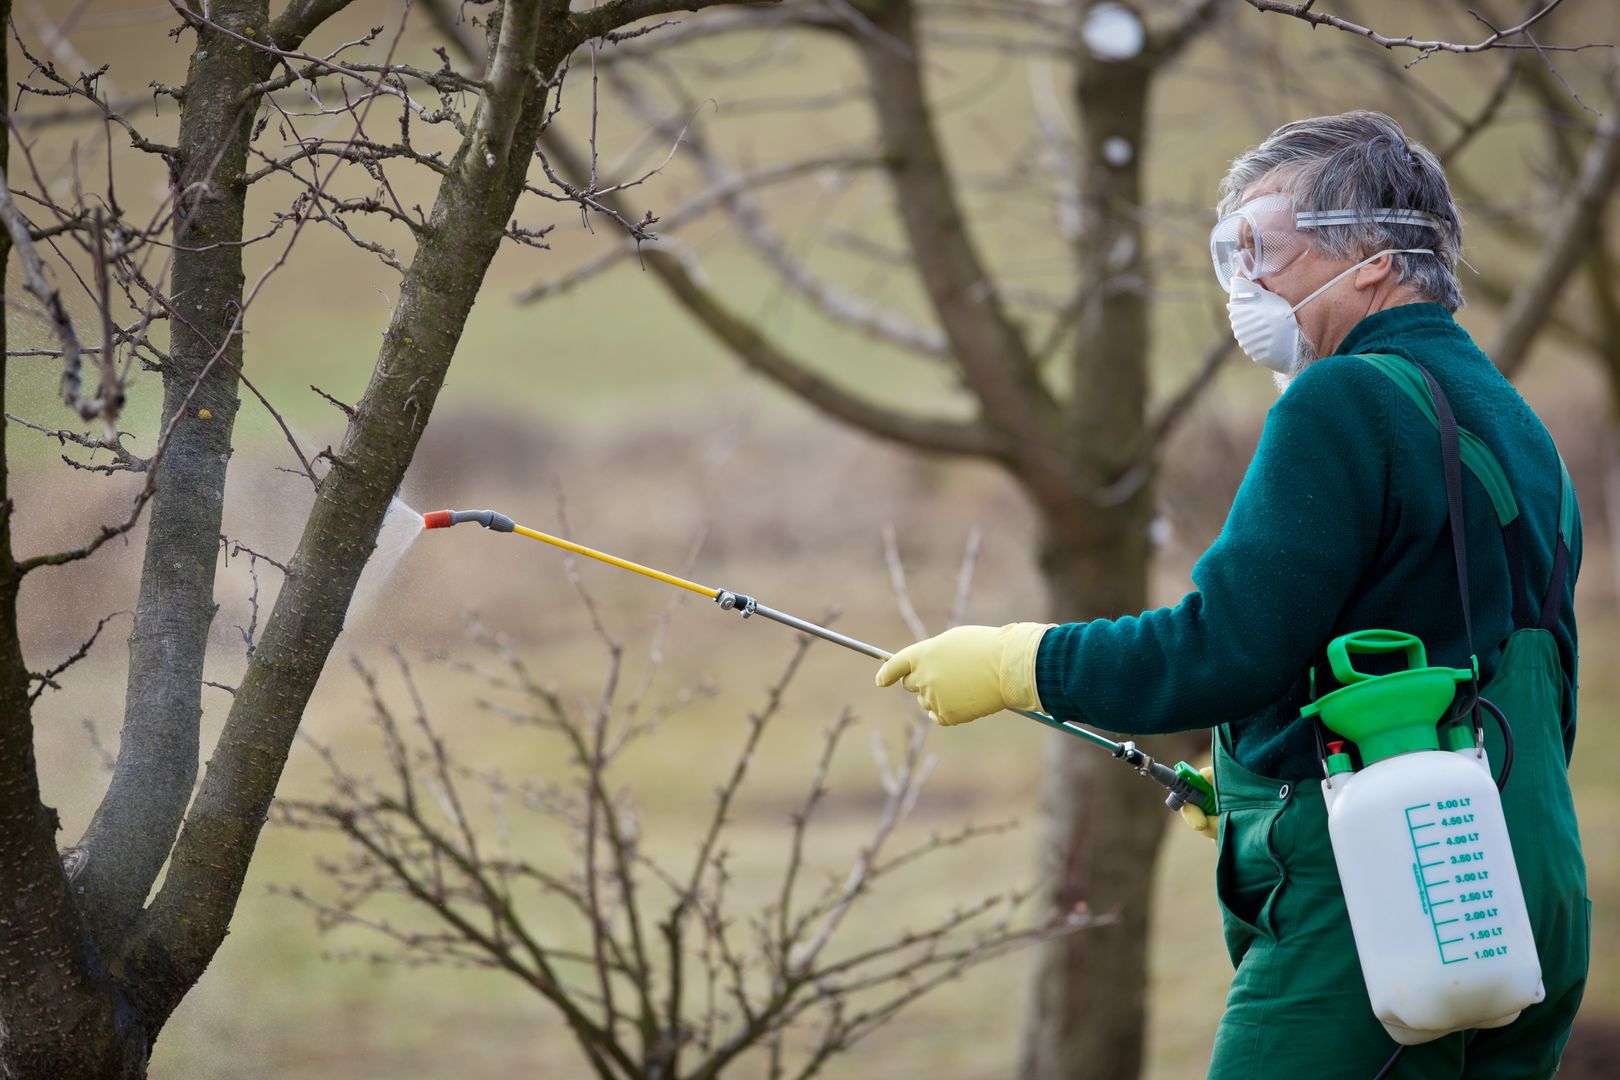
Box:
[1226,246,1433,375]
[1210,194,1444,375]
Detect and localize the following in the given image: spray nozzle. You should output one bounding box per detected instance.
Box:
[423,509,516,532]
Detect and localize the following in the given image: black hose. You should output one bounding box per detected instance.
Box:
[1477,694,1514,792]
[1372,1044,1405,1080]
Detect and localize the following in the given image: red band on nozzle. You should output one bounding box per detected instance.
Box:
[422,510,454,529]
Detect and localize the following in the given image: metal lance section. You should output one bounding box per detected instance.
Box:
[424,509,1216,815]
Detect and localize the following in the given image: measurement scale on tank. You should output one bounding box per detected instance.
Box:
[1406,798,1509,966]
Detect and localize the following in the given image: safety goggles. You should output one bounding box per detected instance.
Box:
[1209,193,1446,293]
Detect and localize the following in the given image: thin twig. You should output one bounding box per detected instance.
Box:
[28,610,130,701]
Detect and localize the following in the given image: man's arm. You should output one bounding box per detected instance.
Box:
[1035,355,1396,735]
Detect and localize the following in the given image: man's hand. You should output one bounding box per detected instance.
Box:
[875,623,1054,726]
[1178,766,1218,841]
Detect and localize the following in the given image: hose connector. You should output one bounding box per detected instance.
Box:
[715,590,758,618]
[423,508,516,532]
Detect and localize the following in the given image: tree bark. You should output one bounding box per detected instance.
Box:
[74,0,267,947]
[75,0,365,947]
[1020,525,1201,1080]
[117,0,577,1026]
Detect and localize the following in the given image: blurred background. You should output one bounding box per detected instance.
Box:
[10,0,1618,1076]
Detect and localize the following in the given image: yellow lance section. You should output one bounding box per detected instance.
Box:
[511,524,720,599]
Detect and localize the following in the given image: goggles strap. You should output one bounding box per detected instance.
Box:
[1297,208,1446,231]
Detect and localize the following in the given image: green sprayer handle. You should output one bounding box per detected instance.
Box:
[1327,629,1428,685]
[1165,760,1218,816]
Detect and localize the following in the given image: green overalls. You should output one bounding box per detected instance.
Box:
[1205,357,1590,1080]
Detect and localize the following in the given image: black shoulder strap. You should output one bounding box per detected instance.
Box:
[1539,532,1572,631]
[1500,518,1536,630]
[1357,352,1574,635]
[1415,363,1478,676]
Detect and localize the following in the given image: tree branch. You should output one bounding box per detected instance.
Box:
[419,0,486,73]
[1494,71,1620,377]
[1241,0,1608,59]
[606,71,946,358]
[5,412,148,473]
[0,165,117,427]
[29,611,130,702]
[516,152,886,302]
[640,245,1003,456]
[568,0,783,44]
[1147,0,1224,62]
[535,129,1001,458]
[268,0,360,51]
[844,0,1061,448]
[1437,51,1519,163]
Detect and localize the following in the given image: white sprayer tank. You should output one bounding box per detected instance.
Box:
[1322,747,1543,1043]
[1304,630,1544,1045]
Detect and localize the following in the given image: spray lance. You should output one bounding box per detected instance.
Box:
[424,508,1216,816]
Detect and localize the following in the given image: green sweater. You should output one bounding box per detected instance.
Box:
[1034,303,1582,782]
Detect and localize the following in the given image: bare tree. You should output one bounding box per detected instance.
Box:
[279,540,1084,1079]
[504,2,1620,1077]
[0,0,774,1075]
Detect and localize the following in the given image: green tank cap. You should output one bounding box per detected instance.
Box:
[1300,630,1474,767]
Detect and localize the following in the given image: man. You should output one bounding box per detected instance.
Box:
[875,112,1588,1079]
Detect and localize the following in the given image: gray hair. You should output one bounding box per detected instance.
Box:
[1218,111,1465,311]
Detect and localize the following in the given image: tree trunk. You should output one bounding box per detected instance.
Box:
[119,0,573,1027]
[1020,510,1204,1080]
[75,0,269,948]
[6,0,770,1069]
[1019,28,1204,1079]
[0,225,144,1079]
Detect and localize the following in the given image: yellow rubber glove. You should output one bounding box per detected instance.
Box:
[874,623,1054,726]
[1178,766,1218,841]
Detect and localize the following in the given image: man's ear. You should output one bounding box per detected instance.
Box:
[1353,253,1395,291]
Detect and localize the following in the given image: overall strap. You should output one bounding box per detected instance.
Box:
[1537,455,1576,631]
[1500,518,1536,630]
[1353,354,1519,526]
[1354,353,1543,633]
[1415,363,1477,670]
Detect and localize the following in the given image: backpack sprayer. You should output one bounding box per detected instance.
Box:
[422,508,1216,816]
[1307,630,1542,1046]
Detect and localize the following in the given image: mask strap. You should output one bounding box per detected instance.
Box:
[1288,247,1433,314]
